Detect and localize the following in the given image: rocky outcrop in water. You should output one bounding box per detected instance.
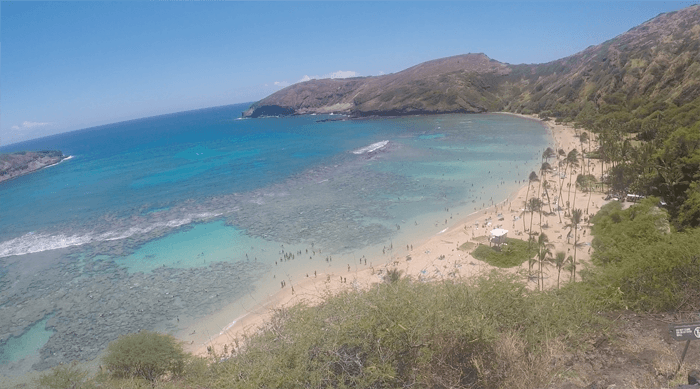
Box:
[0,150,69,183]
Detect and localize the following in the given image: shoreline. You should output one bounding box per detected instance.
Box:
[186,112,604,357]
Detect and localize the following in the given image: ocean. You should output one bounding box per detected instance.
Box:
[0,103,550,375]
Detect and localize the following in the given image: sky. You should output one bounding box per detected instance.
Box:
[1,1,698,145]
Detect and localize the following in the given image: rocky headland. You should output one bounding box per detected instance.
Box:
[0,150,69,184]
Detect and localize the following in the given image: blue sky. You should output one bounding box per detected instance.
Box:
[1,1,696,144]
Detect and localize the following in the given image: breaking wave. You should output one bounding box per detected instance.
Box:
[0,212,220,258]
[352,140,389,155]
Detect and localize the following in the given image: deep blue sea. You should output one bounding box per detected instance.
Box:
[0,103,550,375]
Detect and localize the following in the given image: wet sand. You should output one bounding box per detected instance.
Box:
[186,114,607,357]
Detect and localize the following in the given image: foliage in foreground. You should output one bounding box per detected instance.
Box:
[102,331,186,383]
[38,362,94,389]
[471,238,536,268]
[204,274,603,389]
[588,199,700,312]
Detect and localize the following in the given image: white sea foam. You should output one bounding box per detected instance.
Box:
[0,233,94,258]
[0,212,221,258]
[352,140,389,155]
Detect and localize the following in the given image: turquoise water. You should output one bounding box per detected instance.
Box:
[0,105,550,373]
[0,317,54,364]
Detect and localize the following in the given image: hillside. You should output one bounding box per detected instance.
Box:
[0,150,68,183]
[244,5,700,122]
[505,5,700,121]
[243,53,510,117]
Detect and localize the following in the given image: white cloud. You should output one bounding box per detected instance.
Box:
[274,81,290,87]
[296,70,359,84]
[12,121,51,131]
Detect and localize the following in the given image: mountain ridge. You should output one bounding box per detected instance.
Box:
[243,5,700,122]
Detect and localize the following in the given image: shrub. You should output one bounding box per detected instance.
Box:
[589,199,700,311]
[206,274,601,389]
[472,238,536,268]
[102,331,186,382]
[38,362,93,389]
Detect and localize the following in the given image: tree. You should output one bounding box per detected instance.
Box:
[542,179,554,214]
[39,362,91,389]
[523,171,539,235]
[557,148,570,222]
[566,209,583,282]
[551,251,568,289]
[538,162,553,218]
[528,197,544,242]
[577,174,598,218]
[566,149,580,212]
[103,331,186,382]
[579,132,589,176]
[536,233,553,291]
[542,147,556,163]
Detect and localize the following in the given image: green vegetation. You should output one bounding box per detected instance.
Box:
[587,199,700,312]
[457,241,476,251]
[102,331,186,382]
[38,362,93,389]
[471,238,537,268]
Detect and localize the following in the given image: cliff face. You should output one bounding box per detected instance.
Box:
[244,5,700,119]
[0,150,68,183]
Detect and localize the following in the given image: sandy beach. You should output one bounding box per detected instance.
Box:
[187,114,607,357]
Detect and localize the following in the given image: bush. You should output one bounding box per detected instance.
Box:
[38,362,93,389]
[206,274,602,389]
[472,238,536,268]
[102,331,186,382]
[589,199,700,311]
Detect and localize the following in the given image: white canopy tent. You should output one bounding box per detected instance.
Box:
[490,228,508,246]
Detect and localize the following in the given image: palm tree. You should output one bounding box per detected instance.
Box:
[528,197,544,240]
[566,255,574,282]
[542,147,556,163]
[542,180,554,214]
[538,162,552,217]
[523,171,539,234]
[556,149,569,222]
[566,209,583,282]
[585,174,595,221]
[579,132,589,176]
[566,149,580,212]
[551,251,568,289]
[536,232,553,291]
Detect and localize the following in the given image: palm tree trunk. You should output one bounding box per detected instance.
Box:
[572,177,578,217]
[567,171,575,212]
[523,182,530,234]
[586,184,593,221]
[558,161,568,222]
[557,268,561,289]
[573,230,578,282]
